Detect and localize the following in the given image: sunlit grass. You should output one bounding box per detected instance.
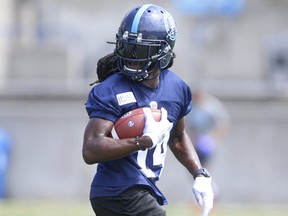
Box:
[0,200,93,216]
[0,200,287,216]
[164,203,288,216]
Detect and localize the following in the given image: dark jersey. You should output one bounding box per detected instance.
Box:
[85,69,192,205]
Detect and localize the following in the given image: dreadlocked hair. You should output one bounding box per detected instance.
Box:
[90,52,118,85]
[90,52,176,85]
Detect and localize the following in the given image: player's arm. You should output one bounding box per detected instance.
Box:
[82,117,152,164]
[168,117,203,176]
[169,117,214,213]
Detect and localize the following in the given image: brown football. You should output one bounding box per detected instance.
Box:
[111,108,161,139]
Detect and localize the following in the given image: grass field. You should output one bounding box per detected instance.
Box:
[0,200,287,216]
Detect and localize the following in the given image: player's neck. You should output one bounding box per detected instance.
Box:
[141,69,160,89]
[141,78,159,89]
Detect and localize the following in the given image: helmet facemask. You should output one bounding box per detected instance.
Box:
[115,4,177,81]
[116,31,172,81]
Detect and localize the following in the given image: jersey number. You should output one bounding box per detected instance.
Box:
[136,136,169,178]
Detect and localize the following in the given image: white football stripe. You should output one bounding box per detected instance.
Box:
[111,127,119,139]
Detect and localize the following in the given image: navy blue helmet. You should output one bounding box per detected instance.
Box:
[115,4,177,81]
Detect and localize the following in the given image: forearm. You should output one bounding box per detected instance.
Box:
[169,131,202,175]
[172,132,214,211]
[82,136,151,164]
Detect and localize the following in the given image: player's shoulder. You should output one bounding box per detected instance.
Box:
[89,74,135,103]
[92,74,129,91]
[162,69,183,80]
[99,73,126,85]
[162,69,190,87]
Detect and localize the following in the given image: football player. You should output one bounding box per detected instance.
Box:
[83,4,214,216]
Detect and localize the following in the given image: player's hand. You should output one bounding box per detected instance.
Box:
[192,177,214,214]
[142,107,172,149]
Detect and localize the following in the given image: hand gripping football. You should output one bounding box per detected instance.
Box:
[111,107,162,139]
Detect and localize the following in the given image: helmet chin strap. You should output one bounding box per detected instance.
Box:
[140,61,159,81]
[143,69,160,81]
[123,60,158,81]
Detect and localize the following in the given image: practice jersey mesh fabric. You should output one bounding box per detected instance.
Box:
[85,69,192,205]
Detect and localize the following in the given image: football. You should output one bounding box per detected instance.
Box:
[111,107,161,139]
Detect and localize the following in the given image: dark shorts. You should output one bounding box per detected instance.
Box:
[90,187,166,216]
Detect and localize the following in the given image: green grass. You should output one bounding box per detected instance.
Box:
[164,203,288,216]
[0,200,287,216]
[0,200,93,216]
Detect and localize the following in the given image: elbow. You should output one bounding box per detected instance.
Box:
[82,147,99,165]
[82,152,94,165]
[83,155,95,165]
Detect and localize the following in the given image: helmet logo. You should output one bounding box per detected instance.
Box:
[163,11,177,41]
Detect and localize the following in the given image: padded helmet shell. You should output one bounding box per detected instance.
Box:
[115,4,177,81]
